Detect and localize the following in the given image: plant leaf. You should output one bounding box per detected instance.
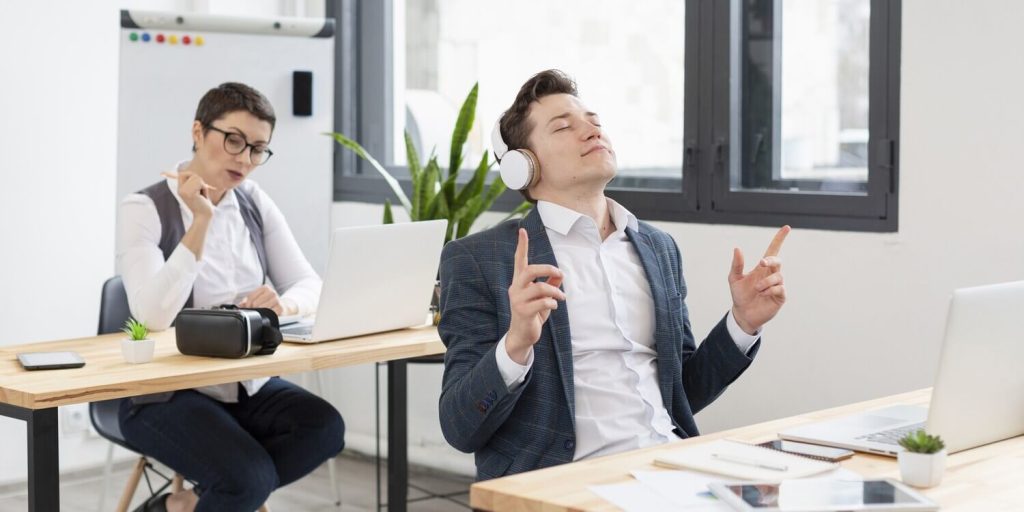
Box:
[404,130,421,182]
[436,189,450,219]
[123,318,148,340]
[454,152,491,210]
[326,132,412,215]
[448,82,479,179]
[417,157,440,221]
[405,131,423,220]
[439,172,460,213]
[383,199,394,224]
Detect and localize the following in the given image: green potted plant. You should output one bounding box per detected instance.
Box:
[897,429,947,488]
[121,318,155,364]
[327,82,531,241]
[328,83,531,323]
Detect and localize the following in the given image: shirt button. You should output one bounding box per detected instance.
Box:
[564,439,575,451]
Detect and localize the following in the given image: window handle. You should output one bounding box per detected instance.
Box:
[713,138,727,169]
[684,140,698,168]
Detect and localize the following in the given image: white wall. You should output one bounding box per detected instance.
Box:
[2,0,1023,488]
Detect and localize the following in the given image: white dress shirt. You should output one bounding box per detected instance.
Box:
[495,199,759,460]
[116,162,322,402]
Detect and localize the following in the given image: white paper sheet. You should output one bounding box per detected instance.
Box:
[591,480,700,512]
[631,470,732,510]
[589,467,865,511]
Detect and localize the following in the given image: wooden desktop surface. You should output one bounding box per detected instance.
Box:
[0,326,444,409]
[470,389,1024,511]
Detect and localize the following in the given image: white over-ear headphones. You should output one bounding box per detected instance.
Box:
[491,120,540,190]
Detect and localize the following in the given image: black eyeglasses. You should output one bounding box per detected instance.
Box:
[206,125,274,166]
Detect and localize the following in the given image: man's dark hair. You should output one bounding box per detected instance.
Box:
[498,70,578,202]
[194,82,276,136]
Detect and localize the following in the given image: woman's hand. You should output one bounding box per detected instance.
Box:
[162,171,215,220]
[239,285,292,316]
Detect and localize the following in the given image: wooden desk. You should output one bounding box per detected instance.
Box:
[0,326,444,512]
[471,389,1024,511]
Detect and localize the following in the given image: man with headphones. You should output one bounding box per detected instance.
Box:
[437,69,790,480]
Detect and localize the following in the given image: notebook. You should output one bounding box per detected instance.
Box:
[653,439,838,481]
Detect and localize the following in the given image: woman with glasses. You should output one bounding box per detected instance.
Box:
[115,82,344,512]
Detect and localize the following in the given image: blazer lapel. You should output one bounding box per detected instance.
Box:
[626,226,676,405]
[521,209,576,420]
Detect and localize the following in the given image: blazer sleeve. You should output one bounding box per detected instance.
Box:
[669,235,759,414]
[437,239,532,453]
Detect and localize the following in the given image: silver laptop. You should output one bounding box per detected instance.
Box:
[779,280,1024,456]
[281,220,447,343]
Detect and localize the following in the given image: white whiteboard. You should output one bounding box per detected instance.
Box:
[117,14,334,273]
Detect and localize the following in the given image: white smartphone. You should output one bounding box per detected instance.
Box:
[17,351,86,371]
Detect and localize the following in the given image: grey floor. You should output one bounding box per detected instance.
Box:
[0,452,473,511]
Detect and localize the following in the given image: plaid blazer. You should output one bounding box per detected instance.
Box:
[438,207,759,481]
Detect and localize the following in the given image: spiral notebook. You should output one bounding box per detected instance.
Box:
[653,439,838,481]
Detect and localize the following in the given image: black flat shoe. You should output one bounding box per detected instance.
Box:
[132,493,169,512]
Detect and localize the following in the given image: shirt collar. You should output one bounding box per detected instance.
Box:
[536,198,638,237]
[607,198,639,234]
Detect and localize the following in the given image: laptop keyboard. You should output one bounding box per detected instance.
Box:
[856,422,926,445]
[281,324,313,336]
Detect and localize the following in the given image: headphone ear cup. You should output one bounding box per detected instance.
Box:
[520,149,540,188]
[499,149,540,190]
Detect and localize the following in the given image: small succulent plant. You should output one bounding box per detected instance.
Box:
[122,318,150,341]
[898,429,946,454]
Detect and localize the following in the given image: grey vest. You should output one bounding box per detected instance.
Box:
[138,180,269,308]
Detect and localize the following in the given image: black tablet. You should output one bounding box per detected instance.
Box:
[17,351,86,370]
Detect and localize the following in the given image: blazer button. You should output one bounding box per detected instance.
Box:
[564,439,575,451]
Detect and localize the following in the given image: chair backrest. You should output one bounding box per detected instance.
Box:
[91,276,136,449]
[98,276,131,335]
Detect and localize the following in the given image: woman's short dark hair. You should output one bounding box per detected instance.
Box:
[497,70,578,202]
[195,82,276,131]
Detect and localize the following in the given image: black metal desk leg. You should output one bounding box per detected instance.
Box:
[387,360,408,512]
[28,408,59,511]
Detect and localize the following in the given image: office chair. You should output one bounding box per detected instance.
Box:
[92,276,177,512]
[92,277,274,512]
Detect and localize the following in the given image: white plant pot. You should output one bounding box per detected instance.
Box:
[121,338,155,364]
[898,449,946,488]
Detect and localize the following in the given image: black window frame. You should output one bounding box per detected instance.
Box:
[328,0,901,232]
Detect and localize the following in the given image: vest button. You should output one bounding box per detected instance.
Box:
[564,439,575,451]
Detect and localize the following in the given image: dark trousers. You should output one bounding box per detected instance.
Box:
[118,377,344,511]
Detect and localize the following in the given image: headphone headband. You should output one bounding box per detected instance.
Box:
[491,121,509,160]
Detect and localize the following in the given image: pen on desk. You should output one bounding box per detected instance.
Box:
[711,452,788,472]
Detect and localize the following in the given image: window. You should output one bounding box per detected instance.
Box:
[396,0,685,194]
[330,0,900,231]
